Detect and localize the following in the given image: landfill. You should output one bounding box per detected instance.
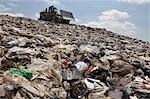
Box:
[0,15,150,99]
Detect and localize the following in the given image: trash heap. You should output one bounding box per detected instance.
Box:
[0,15,150,99]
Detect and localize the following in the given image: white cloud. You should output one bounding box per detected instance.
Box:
[75,18,80,23]
[0,4,12,12]
[98,9,129,21]
[10,0,61,5]
[117,0,150,4]
[70,18,80,24]
[0,12,25,17]
[0,2,16,12]
[7,2,17,7]
[84,9,138,37]
[33,13,40,20]
[42,0,60,5]
[0,2,24,17]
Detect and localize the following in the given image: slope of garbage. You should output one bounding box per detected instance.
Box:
[0,15,150,99]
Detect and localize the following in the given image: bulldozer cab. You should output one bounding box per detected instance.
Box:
[39,6,74,24]
[48,6,57,14]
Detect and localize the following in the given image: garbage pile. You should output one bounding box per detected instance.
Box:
[0,15,150,99]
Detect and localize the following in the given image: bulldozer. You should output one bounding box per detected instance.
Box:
[39,6,74,24]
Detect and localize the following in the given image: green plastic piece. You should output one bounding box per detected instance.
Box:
[11,69,32,79]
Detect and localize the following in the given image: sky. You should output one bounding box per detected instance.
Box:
[0,0,150,41]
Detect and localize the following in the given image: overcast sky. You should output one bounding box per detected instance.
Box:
[0,0,150,41]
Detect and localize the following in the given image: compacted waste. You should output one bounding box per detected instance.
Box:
[0,15,150,99]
